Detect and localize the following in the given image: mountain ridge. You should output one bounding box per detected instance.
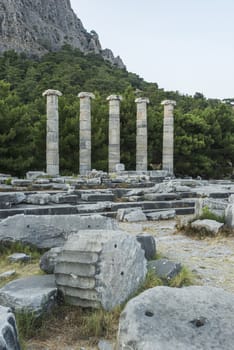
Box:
[0,0,125,68]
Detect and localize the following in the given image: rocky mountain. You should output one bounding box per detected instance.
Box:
[0,0,125,68]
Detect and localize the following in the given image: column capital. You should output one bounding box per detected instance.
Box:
[107,94,122,102]
[161,100,176,106]
[78,92,95,99]
[135,97,150,104]
[42,89,62,97]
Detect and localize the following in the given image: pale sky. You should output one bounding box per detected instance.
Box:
[70,0,234,99]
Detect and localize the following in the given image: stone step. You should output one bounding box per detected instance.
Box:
[0,199,196,219]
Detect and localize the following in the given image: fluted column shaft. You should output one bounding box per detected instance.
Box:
[107,95,122,172]
[135,98,149,171]
[161,100,176,174]
[42,89,62,176]
[78,92,95,175]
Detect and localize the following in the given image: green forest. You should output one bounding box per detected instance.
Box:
[0,45,234,178]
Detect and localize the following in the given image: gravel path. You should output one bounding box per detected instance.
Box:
[120,218,234,294]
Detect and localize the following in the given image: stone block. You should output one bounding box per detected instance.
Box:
[191,219,224,235]
[146,209,176,220]
[0,270,16,280]
[8,253,31,263]
[147,258,181,280]
[0,305,20,350]
[136,234,156,260]
[26,193,51,205]
[0,192,26,209]
[115,163,125,172]
[116,208,147,222]
[117,286,234,350]
[0,275,57,316]
[55,230,146,310]
[225,204,234,228]
[0,214,118,249]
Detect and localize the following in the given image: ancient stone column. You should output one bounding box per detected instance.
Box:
[161,100,176,174]
[42,89,62,176]
[135,98,149,171]
[107,95,122,172]
[78,92,95,175]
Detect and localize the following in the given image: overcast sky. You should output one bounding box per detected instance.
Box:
[70,0,234,99]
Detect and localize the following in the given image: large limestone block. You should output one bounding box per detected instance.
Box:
[0,192,26,209]
[117,286,234,350]
[0,305,20,350]
[55,230,147,311]
[225,204,234,228]
[0,275,57,316]
[191,219,224,235]
[0,214,118,248]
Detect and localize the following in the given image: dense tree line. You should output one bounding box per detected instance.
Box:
[0,46,233,178]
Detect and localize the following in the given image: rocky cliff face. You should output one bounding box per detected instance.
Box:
[0,0,125,68]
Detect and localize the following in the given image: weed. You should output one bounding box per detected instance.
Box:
[168,266,194,287]
[199,206,225,223]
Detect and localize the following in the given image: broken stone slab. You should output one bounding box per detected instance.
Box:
[146,209,176,221]
[0,305,20,350]
[0,192,26,209]
[191,219,224,235]
[0,275,57,316]
[225,204,234,228]
[11,179,32,187]
[50,193,78,204]
[26,171,46,180]
[39,247,63,274]
[136,234,156,260]
[26,193,51,205]
[0,214,118,249]
[55,230,146,311]
[117,286,234,350]
[147,259,182,280]
[0,270,16,280]
[8,253,31,263]
[117,208,147,222]
[144,193,177,201]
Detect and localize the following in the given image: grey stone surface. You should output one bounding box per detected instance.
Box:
[8,253,31,263]
[26,193,51,205]
[191,219,224,235]
[0,214,118,248]
[0,0,125,68]
[40,247,63,274]
[225,204,234,228]
[0,305,20,350]
[0,275,57,316]
[136,234,156,260]
[26,171,46,179]
[147,258,182,280]
[146,209,176,220]
[0,192,26,209]
[11,179,32,187]
[55,230,146,310]
[117,286,234,350]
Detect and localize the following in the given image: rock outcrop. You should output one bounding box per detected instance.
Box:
[0,0,125,68]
